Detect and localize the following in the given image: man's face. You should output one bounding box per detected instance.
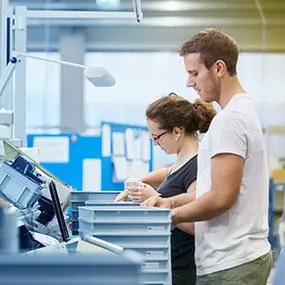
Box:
[183,53,220,103]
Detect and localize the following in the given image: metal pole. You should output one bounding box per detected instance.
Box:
[132,0,143,22]
[15,52,86,69]
[82,234,124,254]
[13,6,27,146]
[27,10,136,20]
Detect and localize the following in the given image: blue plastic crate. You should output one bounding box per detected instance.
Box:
[71,201,85,211]
[72,220,79,230]
[72,210,79,220]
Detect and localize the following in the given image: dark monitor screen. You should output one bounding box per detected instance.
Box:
[48,181,69,242]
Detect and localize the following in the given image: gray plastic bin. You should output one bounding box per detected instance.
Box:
[79,218,170,234]
[0,251,142,285]
[70,191,122,235]
[143,282,171,285]
[0,162,42,209]
[141,260,169,270]
[79,229,171,247]
[85,200,138,206]
[71,191,121,203]
[128,247,170,260]
[72,202,138,224]
[141,269,170,283]
[78,206,172,222]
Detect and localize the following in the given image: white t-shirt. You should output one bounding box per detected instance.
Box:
[195,93,271,276]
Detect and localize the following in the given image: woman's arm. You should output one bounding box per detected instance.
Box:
[141,166,171,188]
[115,166,171,202]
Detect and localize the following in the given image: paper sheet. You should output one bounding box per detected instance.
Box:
[19,147,40,162]
[82,159,102,191]
[128,159,150,177]
[141,130,151,161]
[112,132,125,156]
[133,137,142,160]
[102,124,111,157]
[33,136,69,163]
[112,156,128,181]
[125,128,134,160]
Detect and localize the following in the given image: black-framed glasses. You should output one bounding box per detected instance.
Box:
[150,129,171,142]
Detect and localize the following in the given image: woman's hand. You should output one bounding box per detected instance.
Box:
[127,183,159,203]
[141,196,172,208]
[114,191,129,202]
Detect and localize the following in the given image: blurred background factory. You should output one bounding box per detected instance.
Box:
[0,0,285,284]
[11,0,285,238]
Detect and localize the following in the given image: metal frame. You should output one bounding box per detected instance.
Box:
[0,0,143,146]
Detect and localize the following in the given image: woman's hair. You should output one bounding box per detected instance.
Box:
[146,93,216,134]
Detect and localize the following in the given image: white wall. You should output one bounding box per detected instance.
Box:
[26,52,60,130]
[84,52,285,127]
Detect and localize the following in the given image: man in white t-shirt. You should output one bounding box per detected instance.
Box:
[143,28,272,284]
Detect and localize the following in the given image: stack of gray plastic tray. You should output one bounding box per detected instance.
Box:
[0,250,142,285]
[70,191,121,235]
[78,206,172,285]
[0,162,42,209]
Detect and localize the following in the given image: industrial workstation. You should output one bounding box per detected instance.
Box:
[0,0,285,284]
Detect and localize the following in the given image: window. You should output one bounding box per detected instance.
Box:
[26,52,60,132]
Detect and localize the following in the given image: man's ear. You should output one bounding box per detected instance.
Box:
[214,60,227,77]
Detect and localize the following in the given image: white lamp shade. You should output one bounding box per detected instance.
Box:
[84,66,116,87]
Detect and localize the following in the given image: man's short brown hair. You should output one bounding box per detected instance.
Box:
[179,28,239,76]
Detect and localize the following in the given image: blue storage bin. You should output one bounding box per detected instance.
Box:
[71,201,85,211]
[72,220,79,230]
[72,210,79,220]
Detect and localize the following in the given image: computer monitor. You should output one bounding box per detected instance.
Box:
[48,181,69,242]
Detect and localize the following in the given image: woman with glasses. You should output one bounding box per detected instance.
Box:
[116,93,216,285]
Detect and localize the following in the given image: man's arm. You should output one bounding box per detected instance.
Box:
[177,223,195,235]
[172,153,244,225]
[142,183,196,208]
[169,181,196,208]
[176,181,196,235]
